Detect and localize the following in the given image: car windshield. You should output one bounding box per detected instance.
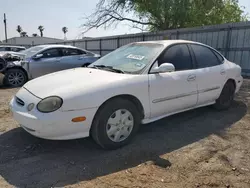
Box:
[21,46,45,58]
[89,43,164,74]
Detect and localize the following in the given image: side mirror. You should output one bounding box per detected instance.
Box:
[33,54,43,60]
[151,63,175,73]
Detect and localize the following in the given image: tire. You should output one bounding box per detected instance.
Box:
[91,98,141,150]
[4,68,28,87]
[0,57,7,72]
[214,81,235,110]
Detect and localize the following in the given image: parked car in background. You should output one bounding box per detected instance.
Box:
[10,40,243,149]
[0,52,23,73]
[1,45,100,87]
[0,45,26,52]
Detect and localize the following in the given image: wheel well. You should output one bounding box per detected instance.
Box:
[90,94,145,136]
[96,94,145,120]
[227,79,236,90]
[5,67,28,79]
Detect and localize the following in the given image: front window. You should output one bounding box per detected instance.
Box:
[41,48,61,58]
[89,43,164,73]
[157,44,193,71]
[22,46,45,58]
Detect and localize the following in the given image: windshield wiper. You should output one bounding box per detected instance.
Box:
[93,65,124,73]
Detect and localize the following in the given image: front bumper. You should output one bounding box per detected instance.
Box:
[10,88,97,140]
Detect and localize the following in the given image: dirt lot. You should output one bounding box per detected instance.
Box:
[0,74,250,188]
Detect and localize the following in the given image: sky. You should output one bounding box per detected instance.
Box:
[0,0,250,41]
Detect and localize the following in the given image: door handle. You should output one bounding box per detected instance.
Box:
[220,69,226,75]
[187,75,196,82]
[78,56,84,60]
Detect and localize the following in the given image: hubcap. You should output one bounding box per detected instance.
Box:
[106,109,134,143]
[8,72,25,86]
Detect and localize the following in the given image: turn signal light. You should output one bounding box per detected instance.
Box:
[72,116,86,122]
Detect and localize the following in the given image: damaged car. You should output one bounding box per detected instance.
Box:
[0,45,100,87]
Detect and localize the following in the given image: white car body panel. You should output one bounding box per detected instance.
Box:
[195,63,227,105]
[149,69,198,118]
[10,88,96,139]
[9,40,243,140]
[23,68,151,118]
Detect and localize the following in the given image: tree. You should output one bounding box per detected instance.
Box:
[82,0,248,32]
[62,27,68,39]
[38,26,44,37]
[32,33,38,37]
[20,31,28,37]
[16,25,22,36]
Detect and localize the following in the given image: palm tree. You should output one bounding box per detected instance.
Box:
[32,33,38,37]
[62,27,68,40]
[16,25,22,36]
[38,26,44,37]
[20,31,28,37]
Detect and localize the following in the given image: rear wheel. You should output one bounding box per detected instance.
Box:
[214,81,235,110]
[91,98,141,150]
[4,68,28,87]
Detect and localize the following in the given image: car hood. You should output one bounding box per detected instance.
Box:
[24,68,135,99]
[0,51,26,58]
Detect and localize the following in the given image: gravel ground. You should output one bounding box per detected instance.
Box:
[0,74,250,188]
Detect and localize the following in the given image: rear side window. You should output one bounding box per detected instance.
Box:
[158,44,193,71]
[213,50,224,63]
[63,48,86,56]
[191,44,222,68]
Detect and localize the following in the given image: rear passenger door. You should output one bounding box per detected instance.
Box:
[60,48,88,69]
[189,44,227,105]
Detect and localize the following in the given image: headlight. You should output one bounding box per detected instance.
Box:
[37,96,63,113]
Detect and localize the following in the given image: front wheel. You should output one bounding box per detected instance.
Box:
[91,98,141,150]
[214,81,235,110]
[3,68,28,87]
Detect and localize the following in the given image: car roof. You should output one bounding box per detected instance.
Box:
[0,45,26,48]
[134,40,207,47]
[36,44,78,49]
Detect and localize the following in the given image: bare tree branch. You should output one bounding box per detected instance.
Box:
[81,0,155,34]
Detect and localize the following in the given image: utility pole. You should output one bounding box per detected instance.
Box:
[3,13,7,43]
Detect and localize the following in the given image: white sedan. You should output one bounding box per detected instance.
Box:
[10,40,243,149]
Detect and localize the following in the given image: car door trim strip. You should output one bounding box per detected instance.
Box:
[152,86,220,103]
[198,86,220,94]
[152,91,198,103]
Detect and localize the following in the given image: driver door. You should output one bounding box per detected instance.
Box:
[29,48,63,78]
[149,44,198,118]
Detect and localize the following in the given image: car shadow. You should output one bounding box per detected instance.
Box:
[0,100,247,188]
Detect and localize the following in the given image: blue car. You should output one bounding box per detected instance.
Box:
[2,45,100,87]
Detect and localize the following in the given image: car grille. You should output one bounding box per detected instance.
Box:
[16,97,25,106]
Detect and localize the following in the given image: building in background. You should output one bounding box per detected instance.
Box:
[1,37,64,47]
